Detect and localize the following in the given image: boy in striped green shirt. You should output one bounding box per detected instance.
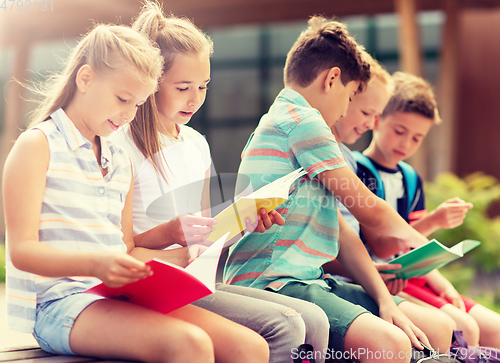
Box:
[224,16,454,362]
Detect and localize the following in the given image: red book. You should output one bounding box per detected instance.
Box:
[85,232,229,314]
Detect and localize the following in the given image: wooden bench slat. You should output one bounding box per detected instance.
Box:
[0,347,138,363]
[7,356,97,363]
[0,349,52,361]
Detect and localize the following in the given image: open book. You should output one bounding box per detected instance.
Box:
[85,232,230,314]
[381,239,481,280]
[207,168,307,243]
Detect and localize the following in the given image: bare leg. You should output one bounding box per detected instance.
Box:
[70,300,268,363]
[169,303,270,363]
[399,301,454,353]
[344,313,412,363]
[468,304,500,348]
[440,304,480,346]
[70,300,213,363]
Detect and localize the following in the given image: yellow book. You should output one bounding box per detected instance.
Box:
[207,168,307,243]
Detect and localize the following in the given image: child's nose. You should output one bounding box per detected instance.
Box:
[189,90,202,108]
[365,116,377,130]
[122,105,137,122]
[400,136,411,148]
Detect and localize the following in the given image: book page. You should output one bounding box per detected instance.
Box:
[449,239,481,257]
[248,168,307,199]
[85,232,230,314]
[206,168,306,243]
[383,239,481,280]
[185,231,229,290]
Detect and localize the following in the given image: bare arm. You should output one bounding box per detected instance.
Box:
[336,212,398,306]
[322,259,351,278]
[121,174,190,268]
[4,130,149,287]
[423,269,465,311]
[134,215,217,249]
[335,211,430,349]
[360,226,408,259]
[201,167,211,218]
[317,166,428,249]
[411,197,473,237]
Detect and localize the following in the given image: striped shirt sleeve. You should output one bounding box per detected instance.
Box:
[288,115,346,179]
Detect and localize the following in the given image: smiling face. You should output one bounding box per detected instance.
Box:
[155,53,211,136]
[371,111,434,168]
[332,79,391,144]
[69,65,155,143]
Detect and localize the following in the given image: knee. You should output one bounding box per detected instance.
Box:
[359,325,412,363]
[301,304,329,337]
[456,314,480,346]
[427,310,455,352]
[348,320,412,363]
[264,307,307,348]
[233,331,270,363]
[158,324,214,363]
[282,308,307,344]
[379,325,412,356]
[301,303,329,353]
[439,310,455,338]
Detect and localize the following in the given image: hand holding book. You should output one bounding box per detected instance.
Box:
[381,239,481,280]
[86,232,230,314]
[207,168,306,243]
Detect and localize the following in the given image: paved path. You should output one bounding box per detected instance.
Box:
[0,283,37,349]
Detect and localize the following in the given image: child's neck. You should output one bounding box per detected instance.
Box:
[287,83,320,110]
[363,142,399,169]
[159,115,180,141]
[330,128,343,144]
[64,103,95,145]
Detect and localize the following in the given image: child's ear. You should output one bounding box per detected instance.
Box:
[324,67,342,93]
[75,64,95,93]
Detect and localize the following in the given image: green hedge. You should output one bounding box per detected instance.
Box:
[425,172,500,310]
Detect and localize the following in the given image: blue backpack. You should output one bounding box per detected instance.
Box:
[352,151,419,219]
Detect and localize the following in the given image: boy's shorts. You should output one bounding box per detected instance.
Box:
[403,277,477,312]
[34,293,105,355]
[276,279,405,353]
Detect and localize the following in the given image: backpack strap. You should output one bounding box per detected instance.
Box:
[353,152,420,219]
[398,161,419,218]
[352,151,385,199]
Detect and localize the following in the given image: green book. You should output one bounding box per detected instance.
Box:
[381,239,481,280]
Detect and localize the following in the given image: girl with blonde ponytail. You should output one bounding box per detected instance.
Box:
[3,23,248,363]
[110,2,331,362]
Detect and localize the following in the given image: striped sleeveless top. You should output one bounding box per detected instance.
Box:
[6,108,131,333]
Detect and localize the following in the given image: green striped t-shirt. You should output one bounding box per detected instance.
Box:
[223,88,347,291]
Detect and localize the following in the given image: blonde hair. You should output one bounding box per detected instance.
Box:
[284,15,370,92]
[381,71,441,125]
[363,51,394,95]
[28,24,163,128]
[130,0,213,172]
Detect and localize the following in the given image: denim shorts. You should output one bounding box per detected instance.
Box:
[34,293,105,355]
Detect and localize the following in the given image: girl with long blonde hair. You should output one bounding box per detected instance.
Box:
[4,23,267,363]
